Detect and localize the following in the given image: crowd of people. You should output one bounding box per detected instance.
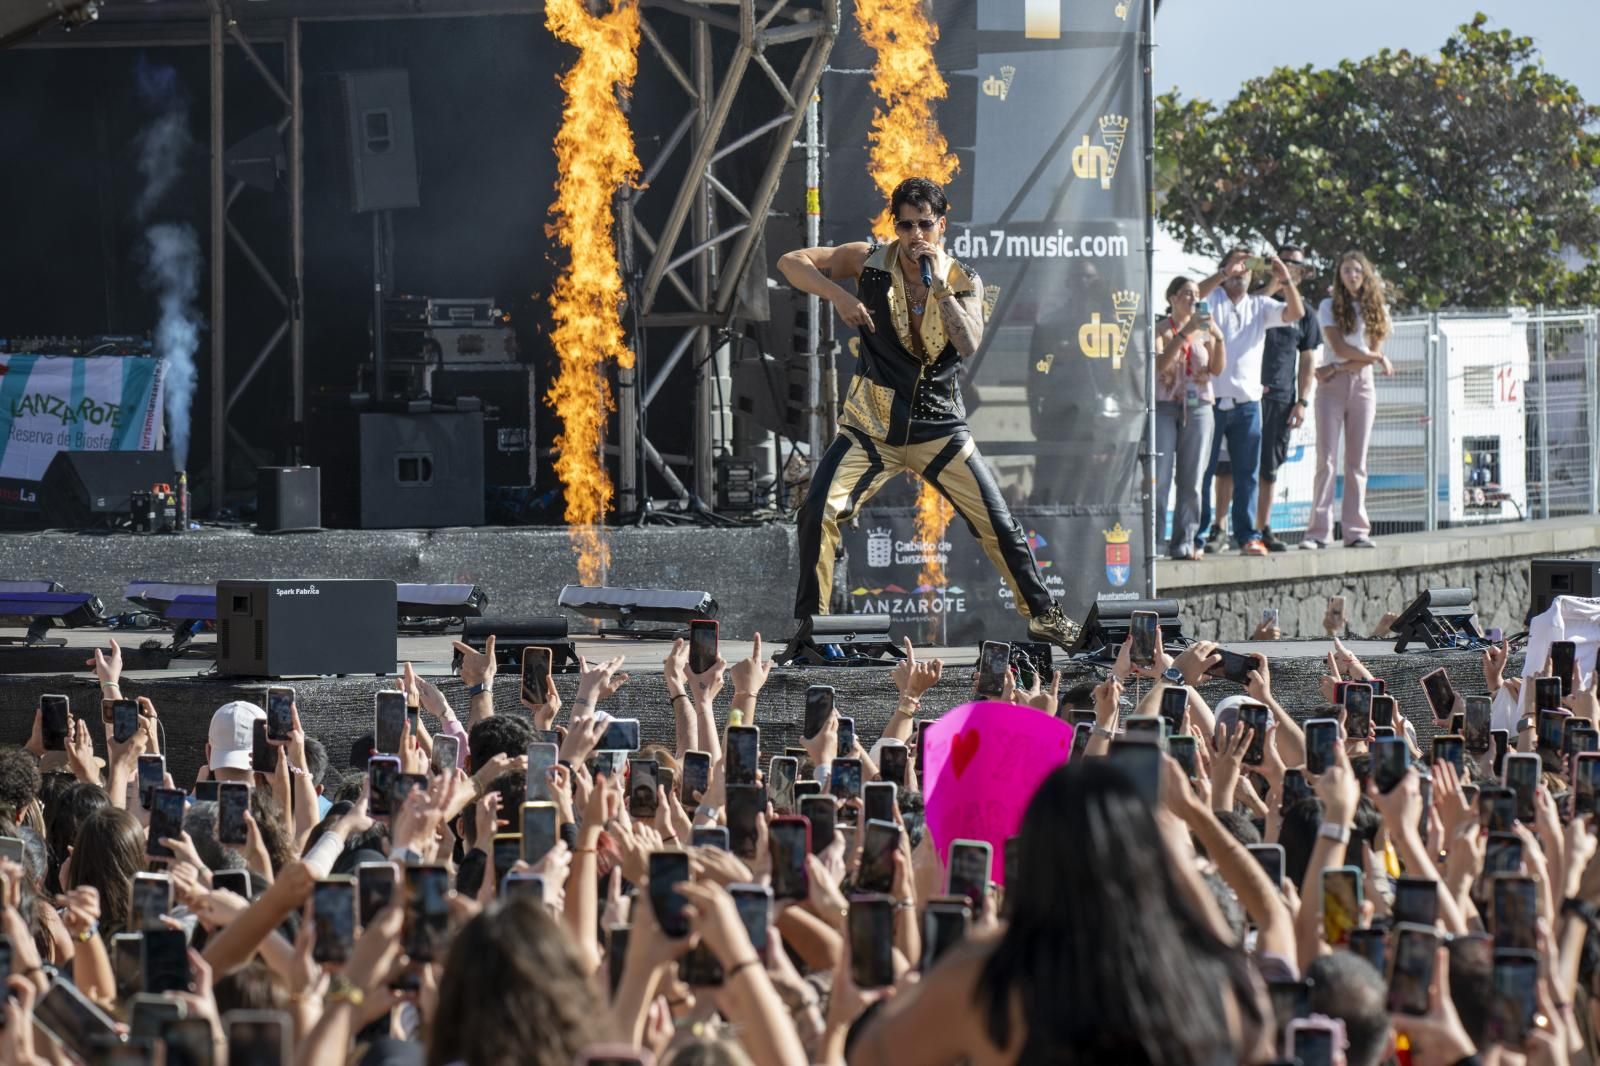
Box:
[1157,246,1394,560]
[0,622,1594,1065]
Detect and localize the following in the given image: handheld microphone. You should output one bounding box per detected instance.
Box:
[919,256,934,288]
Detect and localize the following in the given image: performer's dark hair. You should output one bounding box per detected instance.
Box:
[890,177,949,219]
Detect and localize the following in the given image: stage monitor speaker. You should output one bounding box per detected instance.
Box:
[339,69,420,213]
[779,613,905,666]
[1070,598,1185,655]
[316,412,484,529]
[458,616,578,671]
[39,450,176,529]
[1530,559,1600,621]
[216,579,396,678]
[257,467,321,533]
[1388,587,1485,654]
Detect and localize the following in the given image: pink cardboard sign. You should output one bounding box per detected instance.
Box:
[922,700,1075,886]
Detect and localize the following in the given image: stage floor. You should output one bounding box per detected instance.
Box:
[0,628,1513,786]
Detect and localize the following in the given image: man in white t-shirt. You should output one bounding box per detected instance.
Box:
[1194,248,1304,556]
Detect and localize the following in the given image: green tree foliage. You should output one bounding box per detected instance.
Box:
[1156,14,1600,309]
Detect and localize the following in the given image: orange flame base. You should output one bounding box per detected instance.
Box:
[545,0,641,586]
[858,0,960,619]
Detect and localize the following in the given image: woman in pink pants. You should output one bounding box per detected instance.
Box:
[1302,251,1393,549]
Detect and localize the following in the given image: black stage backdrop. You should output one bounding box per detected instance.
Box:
[822,0,1150,643]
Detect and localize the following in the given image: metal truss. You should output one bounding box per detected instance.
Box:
[206,0,305,514]
[618,0,837,519]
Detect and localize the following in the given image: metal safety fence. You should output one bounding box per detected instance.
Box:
[1259,306,1599,538]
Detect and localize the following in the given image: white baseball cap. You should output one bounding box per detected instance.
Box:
[208,700,265,771]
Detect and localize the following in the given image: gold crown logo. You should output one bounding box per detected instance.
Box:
[1098,114,1130,138]
[1112,290,1140,316]
[1103,522,1132,544]
[1112,290,1140,366]
[1114,1,1129,19]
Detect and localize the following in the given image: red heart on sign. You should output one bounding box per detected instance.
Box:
[951,729,981,778]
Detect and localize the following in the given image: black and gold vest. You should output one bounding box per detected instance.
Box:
[839,239,982,446]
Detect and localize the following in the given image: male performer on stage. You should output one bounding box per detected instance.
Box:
[778,176,1081,649]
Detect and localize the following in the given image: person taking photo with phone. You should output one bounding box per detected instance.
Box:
[777,176,1081,650]
[1195,248,1306,556]
[1155,276,1226,560]
[1302,251,1392,550]
[1251,246,1322,552]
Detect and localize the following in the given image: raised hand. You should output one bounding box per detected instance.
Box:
[86,637,123,687]
[451,634,497,689]
[730,633,776,701]
[576,655,630,706]
[891,638,942,699]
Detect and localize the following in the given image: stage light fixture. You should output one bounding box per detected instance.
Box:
[1,0,100,49]
[0,589,106,646]
[1388,587,1486,653]
[557,585,717,639]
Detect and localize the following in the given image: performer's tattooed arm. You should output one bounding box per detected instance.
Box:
[936,274,987,357]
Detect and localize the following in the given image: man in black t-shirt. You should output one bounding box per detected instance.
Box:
[1254,246,1321,551]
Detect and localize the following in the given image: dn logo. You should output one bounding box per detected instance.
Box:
[1071,115,1130,191]
[1077,291,1141,371]
[1071,140,1112,188]
[1078,314,1123,366]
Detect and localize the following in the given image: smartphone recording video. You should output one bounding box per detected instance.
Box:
[217,782,250,847]
[1305,718,1339,775]
[688,619,719,675]
[648,852,692,938]
[1342,683,1374,740]
[1239,703,1270,765]
[39,694,70,752]
[374,690,407,755]
[769,816,810,900]
[975,640,1011,698]
[1386,923,1438,1016]
[1419,668,1455,722]
[725,725,759,786]
[266,686,294,742]
[521,646,553,705]
[1128,611,1158,667]
[521,801,558,865]
[848,895,895,988]
[1465,695,1494,755]
[1552,640,1577,696]
[803,685,834,740]
[1321,867,1362,946]
[312,878,356,965]
[628,759,661,821]
[1372,736,1409,794]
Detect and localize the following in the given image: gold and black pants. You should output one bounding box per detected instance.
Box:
[794,425,1054,619]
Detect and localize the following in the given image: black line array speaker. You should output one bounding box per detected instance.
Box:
[217,579,396,678]
[339,69,421,213]
[39,450,176,528]
[257,467,322,533]
[1531,558,1600,621]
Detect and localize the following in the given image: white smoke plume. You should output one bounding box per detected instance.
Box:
[144,224,202,469]
[134,56,203,470]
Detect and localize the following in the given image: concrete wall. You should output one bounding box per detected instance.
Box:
[1154,516,1600,642]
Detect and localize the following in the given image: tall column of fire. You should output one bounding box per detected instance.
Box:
[545,0,641,585]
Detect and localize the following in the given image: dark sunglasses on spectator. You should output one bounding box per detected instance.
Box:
[894,218,940,232]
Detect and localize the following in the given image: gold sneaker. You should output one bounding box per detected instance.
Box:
[1027,604,1082,651]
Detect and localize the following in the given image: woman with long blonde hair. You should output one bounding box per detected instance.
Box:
[1302,251,1392,549]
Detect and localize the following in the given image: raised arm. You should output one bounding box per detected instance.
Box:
[777,242,873,329]
[1197,249,1249,300]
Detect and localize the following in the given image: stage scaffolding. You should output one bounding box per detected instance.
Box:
[17,0,835,526]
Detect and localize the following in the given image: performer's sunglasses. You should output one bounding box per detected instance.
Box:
[893,218,940,232]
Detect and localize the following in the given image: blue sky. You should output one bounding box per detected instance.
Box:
[1155,1,1598,106]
